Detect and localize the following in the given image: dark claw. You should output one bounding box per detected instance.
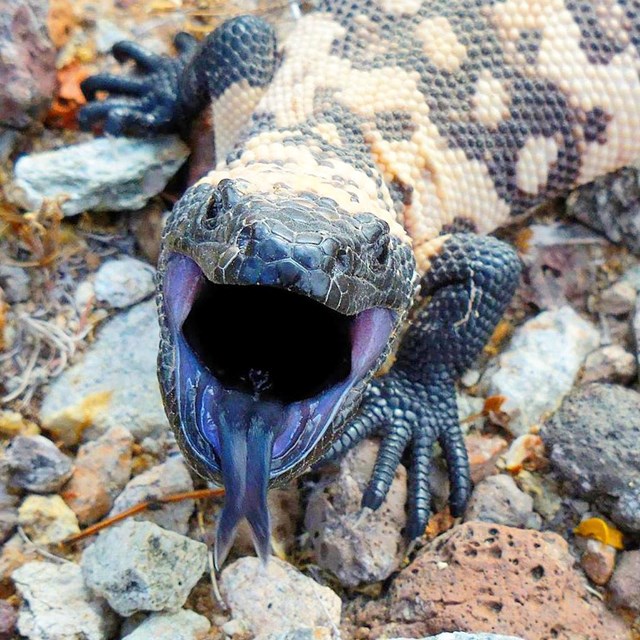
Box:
[104,106,173,136]
[362,419,411,509]
[78,99,134,130]
[405,430,434,539]
[112,41,164,71]
[439,426,472,516]
[81,74,147,100]
[174,32,198,55]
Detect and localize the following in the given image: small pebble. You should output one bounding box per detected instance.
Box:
[94,257,156,309]
[13,561,118,640]
[580,539,616,586]
[62,426,133,525]
[220,557,341,637]
[464,432,509,483]
[81,519,207,616]
[464,474,541,530]
[0,600,17,640]
[580,344,637,385]
[0,265,30,304]
[121,610,211,640]
[594,280,637,315]
[4,435,73,494]
[0,468,18,544]
[109,456,194,535]
[18,495,80,545]
[608,550,640,614]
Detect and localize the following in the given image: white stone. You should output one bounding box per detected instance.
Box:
[81,519,207,616]
[122,610,211,640]
[488,306,599,436]
[94,256,156,309]
[13,561,118,640]
[11,136,188,216]
[220,557,341,637]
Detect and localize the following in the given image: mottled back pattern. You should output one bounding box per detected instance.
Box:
[200,0,640,270]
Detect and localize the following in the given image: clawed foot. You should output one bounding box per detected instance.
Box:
[323,370,471,540]
[79,33,197,136]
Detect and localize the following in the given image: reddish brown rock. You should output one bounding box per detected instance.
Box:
[62,426,133,525]
[579,539,616,586]
[362,522,629,639]
[0,0,56,130]
[465,433,508,484]
[609,550,640,614]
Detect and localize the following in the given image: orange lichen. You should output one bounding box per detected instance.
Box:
[46,63,91,130]
[484,319,513,356]
[503,434,546,473]
[574,518,624,550]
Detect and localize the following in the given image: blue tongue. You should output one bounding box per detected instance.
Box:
[214,389,281,569]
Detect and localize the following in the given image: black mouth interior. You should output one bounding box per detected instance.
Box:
[182,281,353,404]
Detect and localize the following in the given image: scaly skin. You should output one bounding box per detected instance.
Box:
[80,0,640,564]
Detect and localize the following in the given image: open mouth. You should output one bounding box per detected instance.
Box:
[162,252,396,476]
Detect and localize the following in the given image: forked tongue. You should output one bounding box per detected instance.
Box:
[214,387,281,570]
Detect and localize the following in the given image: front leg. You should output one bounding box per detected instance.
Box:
[79,15,277,142]
[325,233,522,539]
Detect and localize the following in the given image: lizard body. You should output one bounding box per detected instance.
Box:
[80,0,640,565]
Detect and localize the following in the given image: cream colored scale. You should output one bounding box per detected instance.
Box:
[201,0,640,274]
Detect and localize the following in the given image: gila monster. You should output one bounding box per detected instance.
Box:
[79,0,640,567]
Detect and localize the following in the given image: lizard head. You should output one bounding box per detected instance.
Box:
[157,178,417,566]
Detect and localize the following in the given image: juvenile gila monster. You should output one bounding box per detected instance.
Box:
[80,0,640,566]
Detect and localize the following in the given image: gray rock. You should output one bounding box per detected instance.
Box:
[109,456,194,535]
[81,519,207,616]
[0,0,56,129]
[220,557,341,637]
[305,439,406,586]
[11,136,188,216]
[121,610,211,640]
[0,468,19,543]
[4,435,73,493]
[608,550,640,613]
[580,344,637,385]
[41,300,167,442]
[464,474,541,530]
[94,257,156,309]
[487,306,599,436]
[12,561,118,640]
[567,163,640,254]
[0,265,30,304]
[595,280,638,316]
[390,635,525,640]
[542,383,640,531]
